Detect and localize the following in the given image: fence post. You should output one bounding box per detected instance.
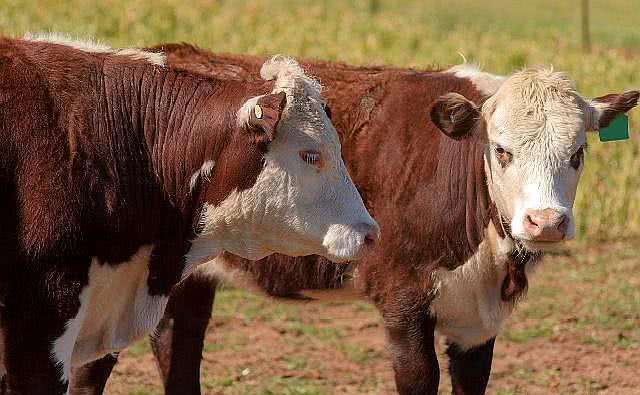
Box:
[582,0,591,52]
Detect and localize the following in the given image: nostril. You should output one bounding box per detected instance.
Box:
[557,214,569,233]
[356,223,380,246]
[523,213,543,237]
[364,233,376,246]
[524,214,538,228]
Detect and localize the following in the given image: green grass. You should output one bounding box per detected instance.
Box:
[1,0,640,240]
[127,388,160,395]
[339,342,382,363]
[201,372,328,395]
[502,319,554,343]
[126,339,152,357]
[502,241,640,349]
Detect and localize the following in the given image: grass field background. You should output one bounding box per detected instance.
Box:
[1,1,639,394]
[2,0,639,241]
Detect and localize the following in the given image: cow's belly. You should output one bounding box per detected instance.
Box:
[70,245,168,367]
[430,238,514,350]
[196,256,361,302]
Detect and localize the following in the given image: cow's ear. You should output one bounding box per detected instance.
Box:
[585,90,639,130]
[430,93,480,140]
[245,92,287,143]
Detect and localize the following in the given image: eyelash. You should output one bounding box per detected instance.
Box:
[299,150,321,166]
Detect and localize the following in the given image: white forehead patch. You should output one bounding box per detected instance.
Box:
[260,55,325,117]
[485,67,586,162]
[236,55,328,137]
[23,32,166,67]
[260,55,322,97]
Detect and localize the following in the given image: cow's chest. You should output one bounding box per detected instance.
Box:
[70,245,168,367]
[430,235,520,350]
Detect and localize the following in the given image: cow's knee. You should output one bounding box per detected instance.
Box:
[447,338,495,395]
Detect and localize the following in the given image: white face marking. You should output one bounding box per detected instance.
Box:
[481,68,588,251]
[189,56,378,265]
[23,32,166,66]
[50,245,169,377]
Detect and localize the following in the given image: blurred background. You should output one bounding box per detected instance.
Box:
[3,0,639,241]
[2,1,638,394]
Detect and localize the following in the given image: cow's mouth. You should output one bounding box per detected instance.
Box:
[519,239,566,253]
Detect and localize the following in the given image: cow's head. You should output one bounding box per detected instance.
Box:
[194,56,379,263]
[432,67,639,251]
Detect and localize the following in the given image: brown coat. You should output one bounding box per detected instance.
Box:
[151,45,502,395]
[0,37,294,394]
[68,45,640,395]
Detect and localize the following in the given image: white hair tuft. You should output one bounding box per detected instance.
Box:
[259,55,322,98]
[260,55,305,81]
[23,32,166,67]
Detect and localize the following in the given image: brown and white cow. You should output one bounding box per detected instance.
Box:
[69,46,639,395]
[0,35,377,394]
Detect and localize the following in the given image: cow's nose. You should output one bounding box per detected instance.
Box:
[522,209,568,242]
[356,222,380,246]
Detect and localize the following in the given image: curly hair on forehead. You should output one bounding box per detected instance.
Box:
[260,55,324,102]
[500,66,579,111]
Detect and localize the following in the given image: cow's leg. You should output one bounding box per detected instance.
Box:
[446,338,495,395]
[384,304,440,395]
[68,354,119,395]
[3,268,86,395]
[151,273,217,395]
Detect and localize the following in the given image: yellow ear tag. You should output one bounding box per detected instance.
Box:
[254,104,263,119]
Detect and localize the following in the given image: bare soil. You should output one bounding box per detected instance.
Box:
[106,243,640,395]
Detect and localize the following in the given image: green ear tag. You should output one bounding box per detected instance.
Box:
[599,113,629,142]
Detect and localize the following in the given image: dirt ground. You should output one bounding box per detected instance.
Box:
[106,242,640,395]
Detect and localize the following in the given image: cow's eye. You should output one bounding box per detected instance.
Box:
[570,146,584,170]
[299,150,322,167]
[495,145,513,167]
